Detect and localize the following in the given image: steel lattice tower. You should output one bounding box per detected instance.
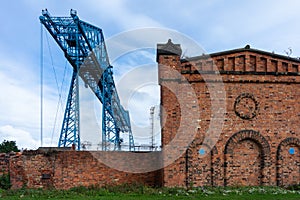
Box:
[40,9,134,151]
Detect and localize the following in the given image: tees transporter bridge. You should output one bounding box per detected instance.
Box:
[40,9,134,151]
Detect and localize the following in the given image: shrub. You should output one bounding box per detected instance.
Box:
[0,174,11,190]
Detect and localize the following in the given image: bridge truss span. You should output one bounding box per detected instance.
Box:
[40,9,134,151]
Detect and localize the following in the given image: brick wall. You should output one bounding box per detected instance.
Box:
[9,150,162,189]
[0,153,10,176]
[6,41,300,189]
[157,40,300,187]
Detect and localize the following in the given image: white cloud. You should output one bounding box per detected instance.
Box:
[0,54,65,149]
[0,71,39,128]
[82,0,162,30]
[194,0,300,54]
[1,0,300,150]
[0,125,50,150]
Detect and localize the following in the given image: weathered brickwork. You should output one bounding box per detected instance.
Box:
[0,153,10,176]
[157,40,300,187]
[9,150,162,189]
[6,40,300,189]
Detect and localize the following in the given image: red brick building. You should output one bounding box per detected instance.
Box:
[157,39,300,187]
[6,40,300,189]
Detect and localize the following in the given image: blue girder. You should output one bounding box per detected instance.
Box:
[40,9,134,151]
[58,70,80,149]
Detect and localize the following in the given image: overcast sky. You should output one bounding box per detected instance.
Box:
[1,0,300,150]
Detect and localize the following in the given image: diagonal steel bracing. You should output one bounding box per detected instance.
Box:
[40,9,134,151]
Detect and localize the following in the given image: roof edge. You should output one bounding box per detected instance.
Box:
[183,46,300,63]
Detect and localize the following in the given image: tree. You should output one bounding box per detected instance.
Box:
[0,140,19,153]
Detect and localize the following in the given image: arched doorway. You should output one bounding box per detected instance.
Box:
[224,130,270,186]
[277,137,300,186]
[187,142,217,187]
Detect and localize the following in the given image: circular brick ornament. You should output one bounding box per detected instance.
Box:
[234,93,259,120]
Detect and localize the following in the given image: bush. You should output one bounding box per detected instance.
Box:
[0,140,19,153]
[0,174,11,190]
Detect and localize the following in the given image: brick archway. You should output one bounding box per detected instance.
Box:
[186,139,218,187]
[188,138,218,155]
[276,137,300,186]
[224,130,271,186]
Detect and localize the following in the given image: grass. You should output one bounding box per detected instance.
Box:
[0,185,299,200]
